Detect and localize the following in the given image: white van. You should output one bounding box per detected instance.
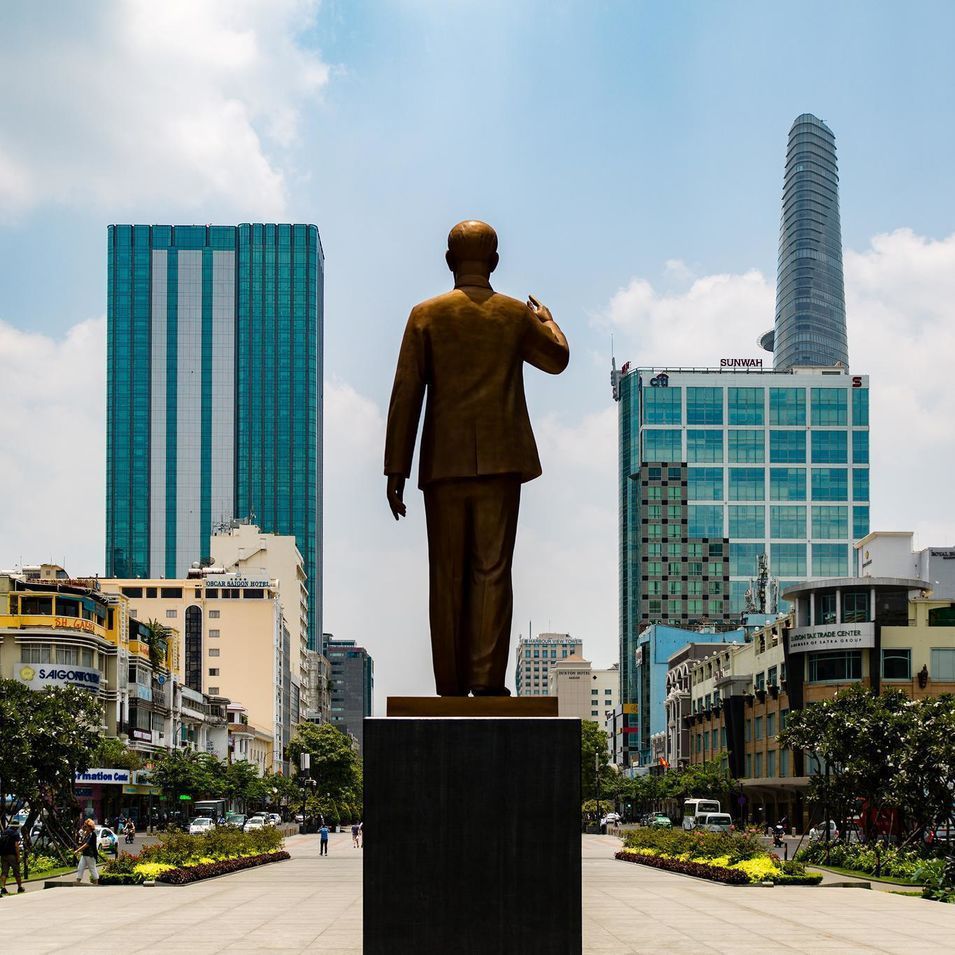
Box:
[683,798,721,830]
[697,813,734,833]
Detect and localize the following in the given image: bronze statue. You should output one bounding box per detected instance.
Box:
[384,220,569,697]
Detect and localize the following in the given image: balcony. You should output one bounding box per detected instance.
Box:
[0,613,110,643]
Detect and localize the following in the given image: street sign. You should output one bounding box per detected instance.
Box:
[178,794,192,801]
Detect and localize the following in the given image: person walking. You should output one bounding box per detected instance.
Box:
[358,821,363,848]
[0,823,25,896]
[351,822,360,848]
[74,819,100,884]
[319,823,329,856]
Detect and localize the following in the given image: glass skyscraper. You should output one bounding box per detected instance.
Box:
[612,366,869,765]
[105,223,323,648]
[762,114,849,370]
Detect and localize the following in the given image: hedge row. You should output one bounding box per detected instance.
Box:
[156,850,290,884]
[615,849,748,885]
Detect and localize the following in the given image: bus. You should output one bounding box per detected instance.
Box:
[683,798,721,830]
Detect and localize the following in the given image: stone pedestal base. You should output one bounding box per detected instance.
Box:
[363,717,581,955]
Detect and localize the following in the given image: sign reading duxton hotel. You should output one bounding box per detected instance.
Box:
[14,663,101,691]
[788,622,875,654]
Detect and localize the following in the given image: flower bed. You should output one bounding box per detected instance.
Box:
[100,827,288,885]
[616,849,747,884]
[619,828,821,886]
[795,841,944,884]
[156,851,290,884]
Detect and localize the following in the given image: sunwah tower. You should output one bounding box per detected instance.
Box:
[105,224,324,648]
[611,115,868,767]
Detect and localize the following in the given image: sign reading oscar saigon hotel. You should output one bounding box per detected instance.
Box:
[788,622,875,654]
[15,663,102,691]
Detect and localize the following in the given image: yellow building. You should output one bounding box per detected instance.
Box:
[686,575,955,830]
[99,569,293,773]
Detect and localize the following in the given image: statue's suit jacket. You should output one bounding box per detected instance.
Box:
[384,283,570,488]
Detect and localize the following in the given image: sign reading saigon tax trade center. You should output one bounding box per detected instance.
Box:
[788,622,875,654]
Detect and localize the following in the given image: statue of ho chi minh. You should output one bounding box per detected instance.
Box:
[383,220,569,697]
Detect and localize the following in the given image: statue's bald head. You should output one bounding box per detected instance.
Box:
[446,220,499,279]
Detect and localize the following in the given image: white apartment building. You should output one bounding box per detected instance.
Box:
[547,654,618,720]
[515,632,582,696]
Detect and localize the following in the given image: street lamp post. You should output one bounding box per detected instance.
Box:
[595,752,602,826]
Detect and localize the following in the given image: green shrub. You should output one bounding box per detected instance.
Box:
[623,827,765,863]
[795,841,943,884]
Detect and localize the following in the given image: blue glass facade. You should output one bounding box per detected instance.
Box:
[614,368,869,763]
[771,114,849,370]
[106,224,324,648]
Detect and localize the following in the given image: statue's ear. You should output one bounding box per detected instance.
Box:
[488,252,499,274]
[445,250,455,272]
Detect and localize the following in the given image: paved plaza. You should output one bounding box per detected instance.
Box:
[2,832,955,953]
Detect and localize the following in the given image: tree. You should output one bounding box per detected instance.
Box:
[287,722,362,803]
[581,720,613,802]
[91,736,142,771]
[143,619,171,671]
[149,750,224,803]
[0,680,103,852]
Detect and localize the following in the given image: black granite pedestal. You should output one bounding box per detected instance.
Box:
[363,716,582,955]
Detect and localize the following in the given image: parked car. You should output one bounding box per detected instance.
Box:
[244,817,266,833]
[697,812,734,833]
[188,817,215,835]
[649,814,672,829]
[224,813,247,829]
[808,821,840,842]
[94,825,119,855]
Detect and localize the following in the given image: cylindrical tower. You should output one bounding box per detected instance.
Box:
[771,114,849,370]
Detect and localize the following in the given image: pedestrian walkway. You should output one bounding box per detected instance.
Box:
[1,832,954,953]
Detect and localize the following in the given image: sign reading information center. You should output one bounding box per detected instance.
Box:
[788,622,875,654]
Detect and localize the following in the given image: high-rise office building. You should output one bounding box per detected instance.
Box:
[761,114,849,370]
[325,636,374,754]
[105,223,323,648]
[612,366,869,764]
[514,632,582,696]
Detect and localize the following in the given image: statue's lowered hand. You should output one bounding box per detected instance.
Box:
[526,294,553,324]
[387,474,407,520]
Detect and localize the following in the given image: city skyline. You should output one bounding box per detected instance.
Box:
[2,2,955,709]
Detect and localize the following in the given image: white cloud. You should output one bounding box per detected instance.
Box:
[0,316,106,573]
[0,0,328,220]
[602,227,955,548]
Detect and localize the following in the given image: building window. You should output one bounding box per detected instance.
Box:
[687,467,723,501]
[643,429,682,461]
[931,648,955,680]
[770,431,806,463]
[22,645,52,663]
[811,430,848,464]
[209,629,220,638]
[853,468,869,502]
[209,686,219,695]
[811,468,848,502]
[728,387,765,426]
[57,646,79,665]
[165,609,178,619]
[811,388,848,426]
[209,668,220,676]
[852,430,869,464]
[853,506,870,540]
[728,430,764,463]
[754,716,763,740]
[687,387,723,425]
[185,606,203,693]
[852,388,869,426]
[688,505,723,537]
[808,650,862,682]
[767,750,776,777]
[780,748,789,777]
[755,752,763,777]
[208,648,220,657]
[730,542,761,577]
[745,753,752,778]
[744,718,751,742]
[816,592,837,625]
[881,649,912,681]
[121,587,143,598]
[729,506,764,538]
[813,544,848,577]
[843,590,869,623]
[686,429,723,463]
[160,587,183,599]
[209,610,220,619]
[770,468,806,502]
[770,505,806,539]
[729,468,765,501]
[770,388,806,425]
[771,544,807,577]
[811,506,848,540]
[643,387,682,424]
[766,712,776,738]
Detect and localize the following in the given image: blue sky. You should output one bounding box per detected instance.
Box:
[2,0,955,704]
